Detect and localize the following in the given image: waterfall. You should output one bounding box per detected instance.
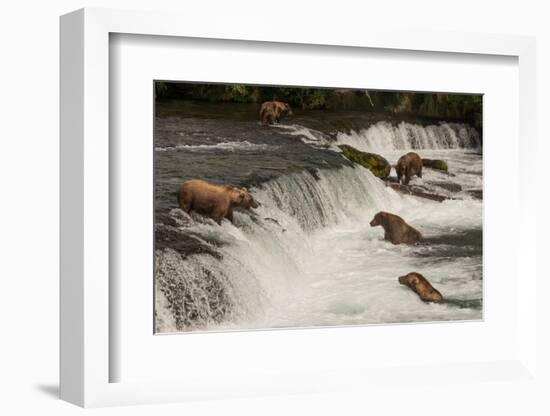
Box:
[335,121,481,151]
[154,122,483,334]
[155,165,408,333]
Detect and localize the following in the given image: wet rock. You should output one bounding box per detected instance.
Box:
[426,181,462,193]
[422,158,448,172]
[155,209,224,259]
[156,224,223,260]
[338,144,391,179]
[155,249,235,331]
[467,189,483,200]
[385,181,451,202]
[306,167,321,181]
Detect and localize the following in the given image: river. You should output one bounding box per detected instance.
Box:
[154,100,483,333]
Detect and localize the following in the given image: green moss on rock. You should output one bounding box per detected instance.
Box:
[338,144,391,179]
[422,158,449,172]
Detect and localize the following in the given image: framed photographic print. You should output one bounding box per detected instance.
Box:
[60,8,539,408]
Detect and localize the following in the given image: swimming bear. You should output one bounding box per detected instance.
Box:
[396,152,423,185]
[369,211,423,245]
[177,179,259,225]
[398,272,444,303]
[259,101,293,125]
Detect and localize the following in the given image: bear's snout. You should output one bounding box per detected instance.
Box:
[398,275,408,285]
[250,199,259,209]
[369,219,377,227]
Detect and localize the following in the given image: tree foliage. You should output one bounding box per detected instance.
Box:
[155,82,482,129]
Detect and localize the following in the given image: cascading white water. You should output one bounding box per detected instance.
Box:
[335,121,481,152]
[155,141,273,152]
[155,165,400,332]
[155,164,482,333]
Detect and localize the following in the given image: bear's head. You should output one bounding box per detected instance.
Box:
[274,101,293,117]
[282,103,292,116]
[234,188,259,210]
[398,272,419,287]
[369,211,387,227]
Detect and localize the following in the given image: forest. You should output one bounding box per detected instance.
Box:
[155,81,482,130]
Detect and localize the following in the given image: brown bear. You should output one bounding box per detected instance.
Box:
[333,89,356,110]
[177,179,259,225]
[259,101,293,125]
[396,152,423,185]
[369,211,422,244]
[398,272,443,303]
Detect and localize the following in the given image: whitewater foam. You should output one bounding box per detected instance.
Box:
[273,124,332,145]
[155,165,482,333]
[155,140,273,152]
[335,121,480,151]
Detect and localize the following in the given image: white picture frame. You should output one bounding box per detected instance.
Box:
[60,7,538,408]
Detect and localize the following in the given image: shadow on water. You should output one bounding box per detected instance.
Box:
[409,229,483,311]
[411,229,482,261]
[445,298,483,310]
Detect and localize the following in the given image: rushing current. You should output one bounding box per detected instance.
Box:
[154,101,483,333]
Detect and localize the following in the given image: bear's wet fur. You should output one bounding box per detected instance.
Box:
[177,179,258,225]
[369,211,423,245]
[398,272,443,303]
[259,101,293,125]
[396,152,423,185]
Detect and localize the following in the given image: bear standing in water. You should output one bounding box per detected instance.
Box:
[259,101,293,125]
[398,272,443,303]
[369,211,423,244]
[178,179,259,225]
[396,152,423,185]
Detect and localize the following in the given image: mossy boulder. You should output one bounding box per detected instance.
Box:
[422,158,448,172]
[338,144,391,179]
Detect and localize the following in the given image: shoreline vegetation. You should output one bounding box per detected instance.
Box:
[155,82,482,131]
